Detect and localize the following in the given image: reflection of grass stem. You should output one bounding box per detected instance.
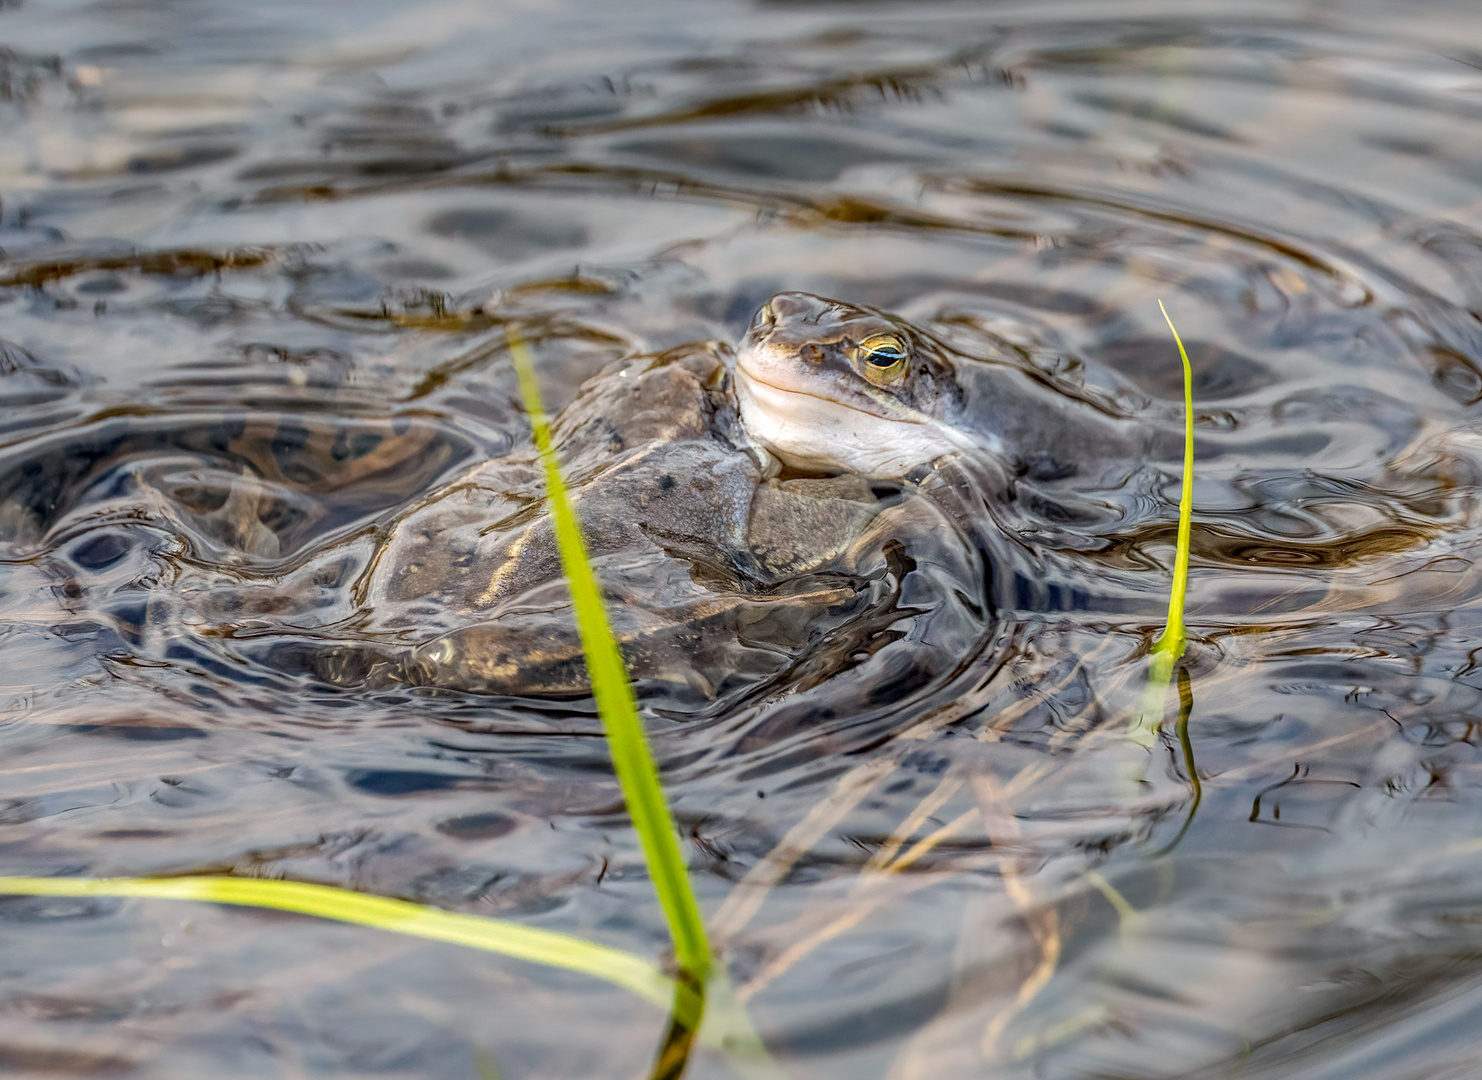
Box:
[1084,870,1144,943]
[1128,301,1196,748]
[1151,667,1203,855]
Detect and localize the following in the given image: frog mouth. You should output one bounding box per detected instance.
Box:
[734,364,971,476]
[733,360,914,425]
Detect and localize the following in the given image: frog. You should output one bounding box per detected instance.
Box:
[318,290,1180,700]
[183,289,1482,705]
[15,291,1150,705]
[345,336,924,702]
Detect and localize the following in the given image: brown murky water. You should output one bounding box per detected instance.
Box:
[4,0,1482,1076]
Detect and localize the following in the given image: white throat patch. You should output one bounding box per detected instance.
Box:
[735,367,984,477]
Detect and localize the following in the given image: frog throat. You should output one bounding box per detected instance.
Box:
[734,363,975,477]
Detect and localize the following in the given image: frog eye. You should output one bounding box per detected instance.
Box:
[851,333,909,386]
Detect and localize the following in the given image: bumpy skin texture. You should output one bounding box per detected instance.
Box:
[12,293,1185,701]
[359,344,893,697]
[357,294,1134,697]
[342,293,1170,696]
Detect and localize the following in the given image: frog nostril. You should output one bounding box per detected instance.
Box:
[769,294,810,319]
[800,343,824,364]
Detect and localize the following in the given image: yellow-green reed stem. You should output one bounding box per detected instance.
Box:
[506,330,713,1002]
[1128,301,1195,748]
[0,874,674,1007]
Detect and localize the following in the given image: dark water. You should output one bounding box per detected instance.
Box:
[4,0,1482,1076]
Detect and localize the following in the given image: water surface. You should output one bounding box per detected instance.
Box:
[3,0,1482,1076]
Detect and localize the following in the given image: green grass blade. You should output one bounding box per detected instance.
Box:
[0,874,674,1007]
[1153,299,1195,662]
[506,330,712,992]
[1128,301,1195,747]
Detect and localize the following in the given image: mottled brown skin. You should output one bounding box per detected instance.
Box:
[359,343,891,696]
[4,298,991,701]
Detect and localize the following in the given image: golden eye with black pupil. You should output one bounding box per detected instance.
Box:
[851,333,909,386]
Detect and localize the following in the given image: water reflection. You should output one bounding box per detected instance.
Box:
[3,0,1482,1076]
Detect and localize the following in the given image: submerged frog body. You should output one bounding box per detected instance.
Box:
[316,291,1183,699]
[18,292,1170,705]
[348,340,927,700]
[339,290,1193,700]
